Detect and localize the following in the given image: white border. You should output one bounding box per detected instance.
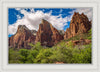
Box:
[1,1,98,71]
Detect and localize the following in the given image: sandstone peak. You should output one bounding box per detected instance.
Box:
[9,25,36,49]
[17,25,29,33]
[41,19,49,24]
[18,25,28,30]
[35,19,63,47]
[73,12,80,16]
[64,12,91,39]
[81,13,85,15]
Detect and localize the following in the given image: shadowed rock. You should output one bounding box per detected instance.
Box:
[35,19,64,47]
[64,12,91,39]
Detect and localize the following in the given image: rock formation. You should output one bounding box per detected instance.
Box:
[64,12,91,39]
[9,25,36,49]
[9,12,91,48]
[30,30,37,36]
[35,19,64,47]
[72,39,91,46]
[58,30,65,35]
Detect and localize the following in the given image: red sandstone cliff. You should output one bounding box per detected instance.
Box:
[35,19,64,47]
[9,25,36,49]
[9,12,91,48]
[64,12,91,39]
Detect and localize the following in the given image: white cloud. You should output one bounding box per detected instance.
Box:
[8,8,93,35]
[15,8,21,10]
[8,8,69,35]
[17,15,21,19]
[76,8,92,20]
[69,8,93,21]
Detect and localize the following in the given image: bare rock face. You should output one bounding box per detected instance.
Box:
[30,30,37,36]
[64,12,91,39]
[72,39,91,46]
[9,25,36,49]
[35,19,63,47]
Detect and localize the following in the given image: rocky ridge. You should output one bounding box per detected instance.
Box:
[64,12,91,39]
[35,19,64,47]
[9,25,36,49]
[9,12,91,48]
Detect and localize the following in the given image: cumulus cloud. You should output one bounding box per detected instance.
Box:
[69,8,93,21]
[8,8,92,35]
[8,8,70,35]
[16,15,21,19]
[76,8,92,21]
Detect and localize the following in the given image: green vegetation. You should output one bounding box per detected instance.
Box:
[9,30,92,64]
[87,29,92,40]
[9,41,91,64]
[64,32,91,42]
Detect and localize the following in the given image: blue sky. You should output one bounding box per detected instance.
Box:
[8,8,92,37]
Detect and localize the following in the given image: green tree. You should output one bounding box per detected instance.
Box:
[19,49,29,63]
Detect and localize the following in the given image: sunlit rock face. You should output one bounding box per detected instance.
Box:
[35,19,64,47]
[64,12,91,39]
[9,25,36,49]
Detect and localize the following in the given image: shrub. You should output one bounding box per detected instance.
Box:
[9,41,91,64]
[26,50,39,63]
[36,49,53,63]
[29,42,42,51]
[71,44,91,63]
[9,48,21,63]
[19,49,29,63]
